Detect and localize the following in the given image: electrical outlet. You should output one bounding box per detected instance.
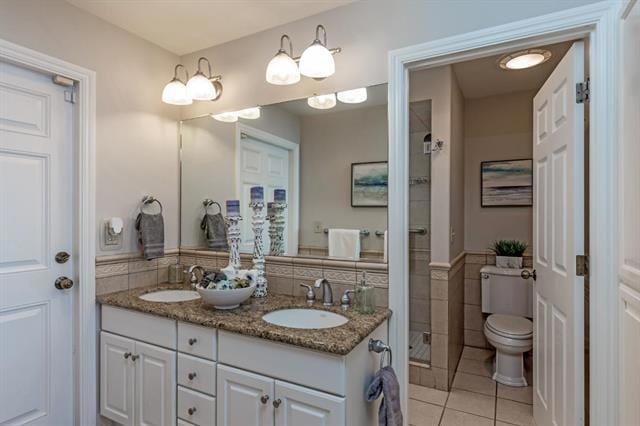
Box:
[313,221,323,233]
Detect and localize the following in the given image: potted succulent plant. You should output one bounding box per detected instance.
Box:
[490,240,528,268]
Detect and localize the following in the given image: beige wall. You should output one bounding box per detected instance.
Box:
[180,0,597,118]
[450,72,465,259]
[0,0,181,256]
[299,105,388,252]
[463,91,534,251]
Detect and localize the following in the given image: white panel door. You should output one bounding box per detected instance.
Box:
[619,2,640,424]
[274,380,345,426]
[101,332,136,426]
[0,61,74,425]
[217,364,274,426]
[238,136,289,254]
[532,41,585,426]
[135,341,176,426]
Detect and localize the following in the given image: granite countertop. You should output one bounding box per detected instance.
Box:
[97,283,391,356]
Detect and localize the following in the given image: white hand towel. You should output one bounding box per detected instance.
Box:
[384,230,388,263]
[328,229,361,260]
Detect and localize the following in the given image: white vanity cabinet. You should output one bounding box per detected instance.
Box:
[100,331,176,426]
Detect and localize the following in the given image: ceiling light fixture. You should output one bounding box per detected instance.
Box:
[211,112,238,123]
[186,57,222,101]
[299,25,336,80]
[266,35,300,86]
[307,93,336,110]
[236,106,261,120]
[162,64,192,105]
[337,87,367,104]
[498,49,552,70]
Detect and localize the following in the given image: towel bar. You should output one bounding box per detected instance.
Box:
[141,195,163,213]
[324,228,370,236]
[374,228,426,237]
[369,338,392,369]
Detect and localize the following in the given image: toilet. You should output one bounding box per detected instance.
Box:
[481,265,533,387]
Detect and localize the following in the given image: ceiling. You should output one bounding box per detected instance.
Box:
[66,0,353,55]
[276,83,387,117]
[452,41,572,99]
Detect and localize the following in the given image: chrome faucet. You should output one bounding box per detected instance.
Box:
[314,278,333,306]
[186,265,206,288]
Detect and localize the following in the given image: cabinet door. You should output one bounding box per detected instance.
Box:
[135,341,176,426]
[274,380,345,426]
[100,332,135,426]
[217,364,274,426]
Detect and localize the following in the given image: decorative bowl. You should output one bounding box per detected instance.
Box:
[196,282,256,309]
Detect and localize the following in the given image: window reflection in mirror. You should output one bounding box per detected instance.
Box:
[180,83,388,262]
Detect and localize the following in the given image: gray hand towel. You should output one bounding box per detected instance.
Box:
[200,213,228,250]
[135,212,165,260]
[366,366,403,426]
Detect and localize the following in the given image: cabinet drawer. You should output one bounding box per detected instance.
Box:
[178,386,216,426]
[178,353,216,396]
[102,306,176,349]
[178,322,217,360]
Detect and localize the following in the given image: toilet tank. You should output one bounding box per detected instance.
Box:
[481,266,533,318]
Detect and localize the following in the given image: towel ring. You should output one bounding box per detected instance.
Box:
[368,339,393,369]
[202,199,222,214]
[141,195,163,214]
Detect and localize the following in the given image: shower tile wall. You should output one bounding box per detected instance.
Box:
[409,100,431,366]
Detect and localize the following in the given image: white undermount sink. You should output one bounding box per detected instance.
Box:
[262,308,348,329]
[139,290,201,303]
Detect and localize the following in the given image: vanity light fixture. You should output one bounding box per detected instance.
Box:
[186,57,223,101]
[162,64,192,105]
[299,25,336,80]
[211,112,238,123]
[498,49,552,70]
[236,106,261,120]
[266,35,300,85]
[307,93,336,110]
[337,87,367,104]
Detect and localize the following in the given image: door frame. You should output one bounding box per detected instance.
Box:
[387,2,622,424]
[0,39,97,424]
[234,122,300,255]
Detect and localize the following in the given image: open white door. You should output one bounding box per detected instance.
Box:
[532,41,585,426]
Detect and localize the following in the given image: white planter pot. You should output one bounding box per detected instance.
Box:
[496,256,523,269]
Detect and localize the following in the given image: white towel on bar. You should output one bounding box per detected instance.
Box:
[384,230,388,263]
[328,229,361,260]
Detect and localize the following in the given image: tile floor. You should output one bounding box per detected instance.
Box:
[409,346,534,426]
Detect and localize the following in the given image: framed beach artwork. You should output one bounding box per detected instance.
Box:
[481,159,533,207]
[351,161,388,207]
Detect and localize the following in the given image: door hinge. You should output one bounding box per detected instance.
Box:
[576,255,589,277]
[576,79,590,104]
[64,90,77,104]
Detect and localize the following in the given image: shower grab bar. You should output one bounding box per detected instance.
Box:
[369,338,393,370]
[373,228,427,237]
[323,228,370,236]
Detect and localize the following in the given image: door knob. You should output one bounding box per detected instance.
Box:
[521,270,537,281]
[55,276,74,290]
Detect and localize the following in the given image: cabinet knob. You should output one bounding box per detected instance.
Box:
[272,398,282,408]
[131,354,139,361]
[123,352,131,359]
[260,395,270,404]
[188,338,198,346]
[188,407,197,416]
[188,372,197,380]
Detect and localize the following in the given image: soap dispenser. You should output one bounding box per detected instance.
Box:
[355,271,376,314]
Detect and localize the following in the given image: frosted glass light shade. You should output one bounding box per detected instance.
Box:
[162,80,192,105]
[299,41,335,79]
[212,112,238,122]
[307,93,336,110]
[186,73,216,100]
[266,51,300,85]
[498,49,552,70]
[237,107,261,120]
[337,87,367,104]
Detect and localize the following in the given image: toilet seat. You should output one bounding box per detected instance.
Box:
[485,314,532,340]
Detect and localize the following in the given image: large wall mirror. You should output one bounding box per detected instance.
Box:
[180,83,388,262]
